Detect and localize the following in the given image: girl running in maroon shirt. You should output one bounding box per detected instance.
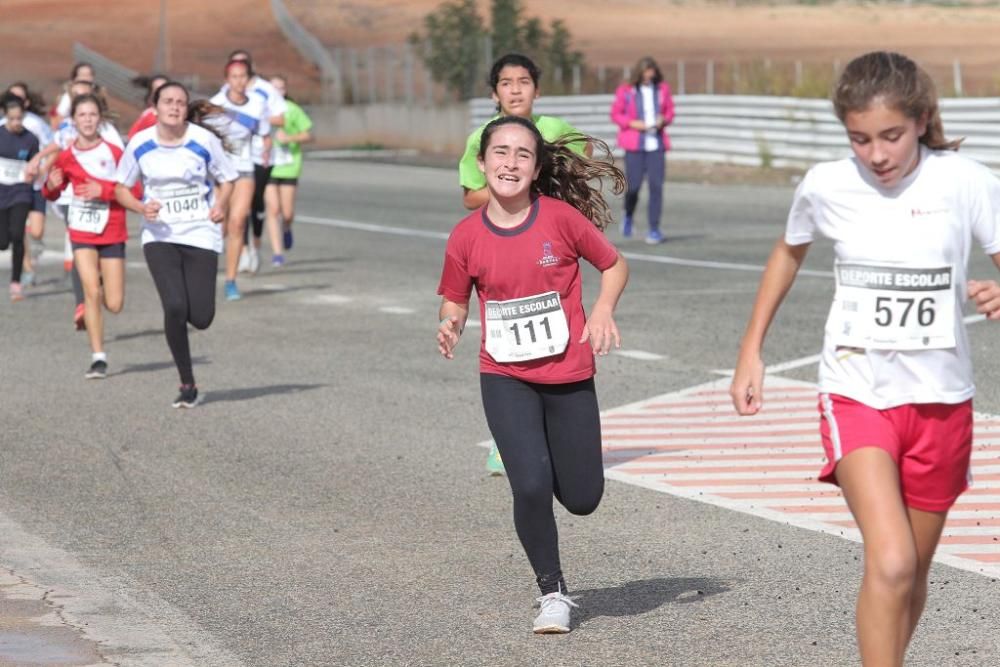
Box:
[437,116,628,634]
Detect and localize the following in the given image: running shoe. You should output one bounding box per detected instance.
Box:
[272,254,285,268]
[20,271,34,288]
[9,282,24,302]
[172,384,200,408]
[237,247,251,273]
[283,227,293,250]
[85,359,108,380]
[486,441,505,476]
[644,230,665,245]
[249,246,260,274]
[224,280,241,301]
[622,215,633,238]
[74,303,86,330]
[533,591,578,634]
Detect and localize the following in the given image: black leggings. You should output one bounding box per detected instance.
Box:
[480,373,605,595]
[0,202,30,283]
[143,242,218,386]
[245,164,272,241]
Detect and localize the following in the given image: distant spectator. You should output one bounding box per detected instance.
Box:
[51,62,95,130]
[610,56,675,244]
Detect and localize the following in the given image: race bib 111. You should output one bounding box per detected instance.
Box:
[485,291,570,363]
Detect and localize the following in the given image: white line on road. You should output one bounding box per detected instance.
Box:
[296,214,833,276]
[614,349,666,361]
[379,306,416,315]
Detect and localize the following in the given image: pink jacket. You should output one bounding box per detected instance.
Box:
[610,81,675,152]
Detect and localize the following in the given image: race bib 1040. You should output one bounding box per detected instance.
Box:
[485,291,570,363]
[149,185,208,224]
[67,197,110,234]
[831,261,956,350]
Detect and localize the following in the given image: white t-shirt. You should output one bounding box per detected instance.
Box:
[639,84,658,152]
[208,91,270,173]
[116,124,238,253]
[219,76,286,166]
[785,145,1000,409]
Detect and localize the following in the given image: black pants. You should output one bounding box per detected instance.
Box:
[0,202,30,283]
[480,373,605,595]
[245,164,272,242]
[143,242,218,386]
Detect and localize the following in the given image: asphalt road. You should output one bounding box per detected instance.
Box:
[2,159,1000,666]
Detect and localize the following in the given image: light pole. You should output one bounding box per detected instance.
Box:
[154,0,170,72]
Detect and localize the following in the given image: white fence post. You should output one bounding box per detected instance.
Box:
[706,61,714,95]
[953,59,964,97]
[677,60,685,95]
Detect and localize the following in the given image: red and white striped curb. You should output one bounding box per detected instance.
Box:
[601,376,1000,579]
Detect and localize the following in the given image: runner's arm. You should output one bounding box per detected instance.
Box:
[462,187,489,210]
[437,298,470,359]
[967,251,1000,320]
[115,183,159,221]
[730,238,811,415]
[581,254,628,355]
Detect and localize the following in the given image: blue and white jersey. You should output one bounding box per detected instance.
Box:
[221,76,287,165]
[116,123,238,253]
[209,90,270,173]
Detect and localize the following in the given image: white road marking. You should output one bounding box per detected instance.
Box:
[296,214,833,276]
[613,349,665,361]
[379,306,416,315]
[299,293,354,305]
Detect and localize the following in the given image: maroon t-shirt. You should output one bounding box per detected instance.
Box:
[438,195,620,384]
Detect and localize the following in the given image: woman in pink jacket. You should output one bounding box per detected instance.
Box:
[610,56,675,244]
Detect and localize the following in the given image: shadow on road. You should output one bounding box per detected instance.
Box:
[201,383,327,404]
[112,328,164,342]
[572,577,731,627]
[114,356,210,376]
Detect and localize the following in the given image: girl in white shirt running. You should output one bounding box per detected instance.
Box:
[115,81,238,408]
[210,59,270,301]
[731,51,1000,666]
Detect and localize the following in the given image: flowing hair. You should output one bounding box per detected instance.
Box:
[153,81,233,153]
[5,82,47,115]
[833,51,961,151]
[478,116,626,231]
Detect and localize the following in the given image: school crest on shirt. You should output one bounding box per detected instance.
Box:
[537,241,561,268]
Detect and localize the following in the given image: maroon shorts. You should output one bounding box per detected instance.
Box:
[818,393,973,512]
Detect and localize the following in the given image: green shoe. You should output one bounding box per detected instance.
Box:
[486,442,505,476]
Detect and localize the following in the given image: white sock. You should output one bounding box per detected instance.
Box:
[92,352,107,363]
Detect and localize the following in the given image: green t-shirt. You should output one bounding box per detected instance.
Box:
[458,114,585,191]
[271,100,313,179]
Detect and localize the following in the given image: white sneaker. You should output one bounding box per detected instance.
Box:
[237,247,250,273]
[248,246,260,274]
[532,591,578,634]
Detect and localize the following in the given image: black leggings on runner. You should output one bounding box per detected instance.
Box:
[245,164,272,242]
[480,373,605,595]
[0,202,30,283]
[143,242,218,386]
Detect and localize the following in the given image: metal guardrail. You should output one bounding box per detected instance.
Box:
[471,94,1000,169]
[73,42,145,107]
[72,42,209,107]
[270,0,341,104]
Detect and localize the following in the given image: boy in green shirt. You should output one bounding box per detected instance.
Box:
[459,53,590,211]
